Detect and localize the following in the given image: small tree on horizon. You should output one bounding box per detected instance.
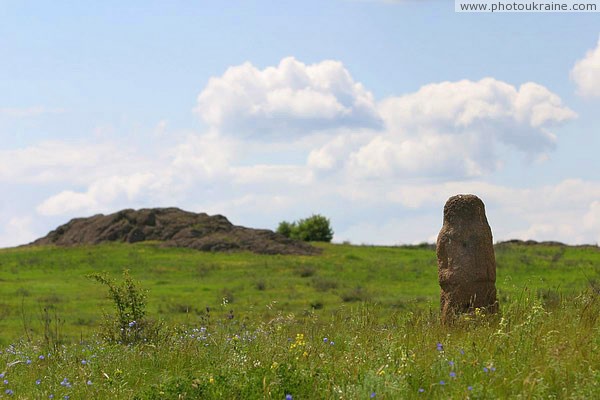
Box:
[277,214,334,242]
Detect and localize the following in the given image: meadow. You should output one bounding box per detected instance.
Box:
[0,241,599,398]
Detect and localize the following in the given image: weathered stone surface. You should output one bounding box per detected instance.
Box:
[437,194,498,322]
[30,207,320,256]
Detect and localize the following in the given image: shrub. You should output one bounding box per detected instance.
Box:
[88,269,163,344]
[277,214,334,242]
[276,220,295,238]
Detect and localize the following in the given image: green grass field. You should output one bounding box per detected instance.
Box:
[0,242,599,398]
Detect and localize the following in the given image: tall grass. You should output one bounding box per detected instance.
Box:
[1,288,598,399]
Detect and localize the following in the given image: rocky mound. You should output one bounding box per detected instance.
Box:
[31,208,320,255]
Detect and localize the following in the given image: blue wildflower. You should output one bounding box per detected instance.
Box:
[450,371,457,378]
[3,380,8,385]
[418,388,424,393]
[39,355,45,360]
[87,380,92,385]
[5,389,13,395]
[26,359,31,365]
[36,379,41,385]
[49,395,54,399]
[483,367,489,373]
[436,342,443,351]
[323,337,328,343]
[448,360,455,367]
[468,386,473,391]
[440,380,446,385]
[81,360,87,365]
[285,395,293,400]
[491,366,496,372]
[330,341,335,345]
[370,392,376,398]
[0,373,4,379]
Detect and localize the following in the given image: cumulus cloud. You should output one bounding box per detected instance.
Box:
[571,36,600,97]
[195,57,381,137]
[36,173,157,216]
[309,78,576,179]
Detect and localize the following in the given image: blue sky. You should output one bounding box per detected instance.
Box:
[1,1,600,247]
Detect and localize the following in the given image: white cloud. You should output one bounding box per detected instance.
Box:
[584,201,600,245]
[0,216,36,248]
[36,173,157,216]
[231,165,314,186]
[169,132,235,179]
[195,57,382,137]
[571,36,600,97]
[33,131,240,217]
[337,178,600,245]
[0,141,133,184]
[310,78,575,179]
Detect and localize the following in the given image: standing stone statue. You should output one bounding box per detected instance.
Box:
[437,194,498,322]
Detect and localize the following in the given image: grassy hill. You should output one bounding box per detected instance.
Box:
[0,241,598,344]
[0,242,599,399]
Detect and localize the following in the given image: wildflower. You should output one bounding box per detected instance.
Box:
[370,392,376,398]
[3,380,8,385]
[0,373,3,378]
[330,341,335,345]
[128,321,136,327]
[5,389,13,395]
[459,348,465,355]
[440,380,446,385]
[87,380,92,385]
[49,395,54,399]
[436,342,443,351]
[81,360,87,365]
[483,367,489,373]
[450,371,457,378]
[323,337,328,343]
[39,355,45,360]
[36,379,41,385]
[64,396,70,400]
[418,388,424,393]
[468,386,473,391]
[286,395,293,400]
[491,366,496,372]
[448,360,455,367]
[26,359,32,365]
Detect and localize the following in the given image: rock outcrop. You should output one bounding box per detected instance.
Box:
[31,207,319,255]
[437,195,498,322]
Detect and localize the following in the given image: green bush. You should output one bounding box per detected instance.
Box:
[276,214,334,242]
[88,269,164,344]
[276,220,295,238]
